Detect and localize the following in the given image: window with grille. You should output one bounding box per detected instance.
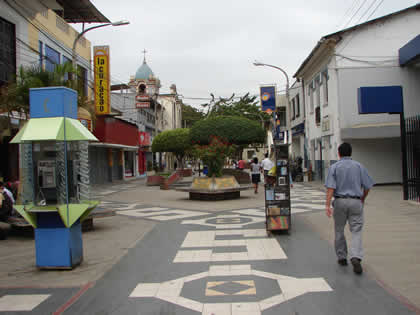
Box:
[291,98,296,120]
[315,106,321,126]
[322,69,329,106]
[308,81,314,113]
[0,17,16,85]
[315,75,321,108]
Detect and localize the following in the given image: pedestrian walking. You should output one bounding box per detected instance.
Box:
[325,142,374,275]
[250,157,261,194]
[260,153,274,183]
[238,159,245,170]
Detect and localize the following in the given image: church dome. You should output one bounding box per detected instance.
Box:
[135,61,154,80]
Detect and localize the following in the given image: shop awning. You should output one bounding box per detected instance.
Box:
[341,122,400,139]
[90,142,138,150]
[10,117,98,143]
[399,35,420,67]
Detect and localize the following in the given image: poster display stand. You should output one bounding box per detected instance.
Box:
[264,143,291,233]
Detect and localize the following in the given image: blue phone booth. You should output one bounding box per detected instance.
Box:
[11,87,99,269]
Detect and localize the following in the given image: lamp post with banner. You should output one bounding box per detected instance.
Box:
[253,61,290,143]
[253,61,292,233]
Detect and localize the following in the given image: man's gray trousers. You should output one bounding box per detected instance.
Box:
[333,198,364,260]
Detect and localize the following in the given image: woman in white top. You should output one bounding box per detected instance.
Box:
[250,157,261,194]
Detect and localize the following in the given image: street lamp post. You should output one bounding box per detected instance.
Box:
[72,20,130,78]
[253,61,290,142]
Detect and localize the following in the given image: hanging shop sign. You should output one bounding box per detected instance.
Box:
[94,46,110,115]
[136,95,149,101]
[260,85,276,113]
[136,102,150,108]
[139,132,151,146]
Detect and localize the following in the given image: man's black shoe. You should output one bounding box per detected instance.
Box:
[351,258,363,274]
[338,259,348,266]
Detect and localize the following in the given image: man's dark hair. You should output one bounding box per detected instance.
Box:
[0,181,3,188]
[264,153,268,158]
[338,142,352,157]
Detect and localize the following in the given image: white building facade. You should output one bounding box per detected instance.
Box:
[289,80,306,164]
[294,4,420,184]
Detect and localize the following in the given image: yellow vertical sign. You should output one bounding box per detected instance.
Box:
[94,46,110,115]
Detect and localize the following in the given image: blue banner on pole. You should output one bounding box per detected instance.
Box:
[260,86,276,113]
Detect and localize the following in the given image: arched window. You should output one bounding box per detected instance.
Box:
[138,83,146,94]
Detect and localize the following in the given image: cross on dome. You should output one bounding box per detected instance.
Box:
[142,49,147,63]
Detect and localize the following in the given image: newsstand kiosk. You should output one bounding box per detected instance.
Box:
[10,87,99,269]
[264,138,292,233]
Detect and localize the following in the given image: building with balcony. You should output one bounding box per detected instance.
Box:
[289,80,306,164]
[0,0,108,182]
[294,3,420,184]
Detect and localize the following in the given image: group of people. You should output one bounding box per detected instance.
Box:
[248,153,294,194]
[249,153,276,194]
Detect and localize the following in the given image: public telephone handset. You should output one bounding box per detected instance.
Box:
[36,189,46,206]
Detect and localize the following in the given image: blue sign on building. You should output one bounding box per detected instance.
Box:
[358,86,403,114]
[30,87,78,119]
[260,86,276,113]
[292,122,305,136]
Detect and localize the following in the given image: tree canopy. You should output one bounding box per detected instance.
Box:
[152,128,192,166]
[190,116,266,146]
[181,103,204,128]
[201,93,271,128]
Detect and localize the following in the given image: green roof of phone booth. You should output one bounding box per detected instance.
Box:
[10,117,98,143]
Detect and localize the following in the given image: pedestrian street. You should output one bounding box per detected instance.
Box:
[0,184,416,314]
[63,184,415,315]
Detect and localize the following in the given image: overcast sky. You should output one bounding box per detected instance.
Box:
[76,0,419,108]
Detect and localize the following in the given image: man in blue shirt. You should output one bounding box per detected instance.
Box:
[325,143,374,274]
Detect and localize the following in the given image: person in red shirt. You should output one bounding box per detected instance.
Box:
[237,159,245,170]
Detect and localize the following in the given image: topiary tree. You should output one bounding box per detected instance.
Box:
[190,116,266,145]
[190,116,266,177]
[152,128,192,169]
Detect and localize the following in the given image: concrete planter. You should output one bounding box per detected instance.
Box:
[147,175,163,186]
[160,171,181,190]
[177,168,192,177]
[222,169,251,184]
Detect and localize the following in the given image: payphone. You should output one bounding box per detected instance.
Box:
[38,160,56,188]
